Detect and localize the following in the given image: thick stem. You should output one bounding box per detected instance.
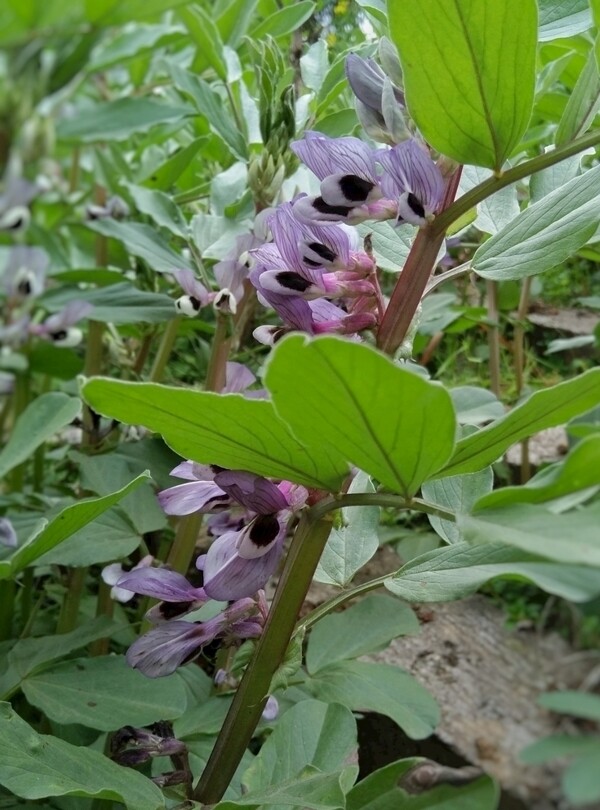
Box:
[204,314,230,393]
[81,320,105,447]
[149,317,182,383]
[376,169,463,355]
[298,573,390,633]
[89,580,115,656]
[0,581,16,641]
[309,493,456,523]
[194,512,334,804]
[166,512,203,575]
[486,280,501,398]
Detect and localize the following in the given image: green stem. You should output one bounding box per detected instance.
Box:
[309,493,456,523]
[298,574,391,633]
[89,580,114,657]
[149,317,182,383]
[56,568,87,634]
[82,320,105,448]
[432,128,600,236]
[194,511,334,804]
[0,581,16,641]
[377,169,463,355]
[9,372,30,491]
[205,314,230,393]
[19,568,34,633]
[166,512,203,575]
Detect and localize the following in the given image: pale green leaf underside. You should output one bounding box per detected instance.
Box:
[81,379,347,491]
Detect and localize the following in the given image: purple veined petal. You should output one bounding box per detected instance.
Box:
[213,470,289,514]
[0,517,17,548]
[38,300,94,335]
[126,620,216,677]
[277,481,309,512]
[269,202,306,272]
[206,510,246,537]
[250,241,288,272]
[0,177,38,213]
[173,269,209,303]
[378,140,444,223]
[117,567,206,603]
[169,460,200,481]
[291,132,378,183]
[158,480,231,515]
[346,54,386,111]
[224,362,256,394]
[202,528,285,600]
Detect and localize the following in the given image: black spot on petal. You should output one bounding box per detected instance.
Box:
[249,514,280,547]
[306,242,336,263]
[275,271,312,292]
[50,330,67,342]
[188,296,201,310]
[407,193,425,220]
[339,175,375,202]
[313,197,354,216]
[17,279,32,296]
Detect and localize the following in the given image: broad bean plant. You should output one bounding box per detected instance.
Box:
[1,0,600,808]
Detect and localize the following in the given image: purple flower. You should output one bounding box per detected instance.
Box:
[101,555,153,603]
[197,517,287,600]
[126,597,265,677]
[0,177,38,232]
[378,140,445,226]
[345,54,407,144]
[0,517,17,548]
[213,234,262,303]
[172,269,211,317]
[30,300,94,347]
[2,247,48,300]
[157,462,232,516]
[262,695,279,721]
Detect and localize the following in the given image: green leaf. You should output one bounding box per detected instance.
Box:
[216,768,352,810]
[22,655,186,731]
[564,752,600,805]
[472,165,600,281]
[122,183,188,237]
[81,378,347,491]
[35,509,141,567]
[87,23,183,71]
[0,617,116,699]
[0,703,164,809]
[86,219,193,273]
[437,368,600,477]
[0,473,150,578]
[521,734,600,764]
[217,0,259,47]
[300,40,329,93]
[57,98,191,143]
[140,137,208,190]
[422,468,493,544]
[473,435,600,510]
[385,542,600,603]
[242,700,357,793]
[449,386,505,426]
[308,661,439,740]
[306,594,418,674]
[314,472,380,586]
[538,691,600,722]
[192,211,250,259]
[460,165,519,235]
[41,282,175,324]
[169,64,248,160]
[265,336,456,497]
[388,0,537,170]
[460,503,600,565]
[347,757,499,810]
[28,343,84,380]
[538,0,592,41]
[179,4,227,81]
[0,393,80,480]
[356,222,412,273]
[555,43,600,145]
[249,1,316,38]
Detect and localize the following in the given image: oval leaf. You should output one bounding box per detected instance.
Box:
[265,336,456,497]
[388,0,537,169]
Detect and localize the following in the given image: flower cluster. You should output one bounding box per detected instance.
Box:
[116,464,307,677]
